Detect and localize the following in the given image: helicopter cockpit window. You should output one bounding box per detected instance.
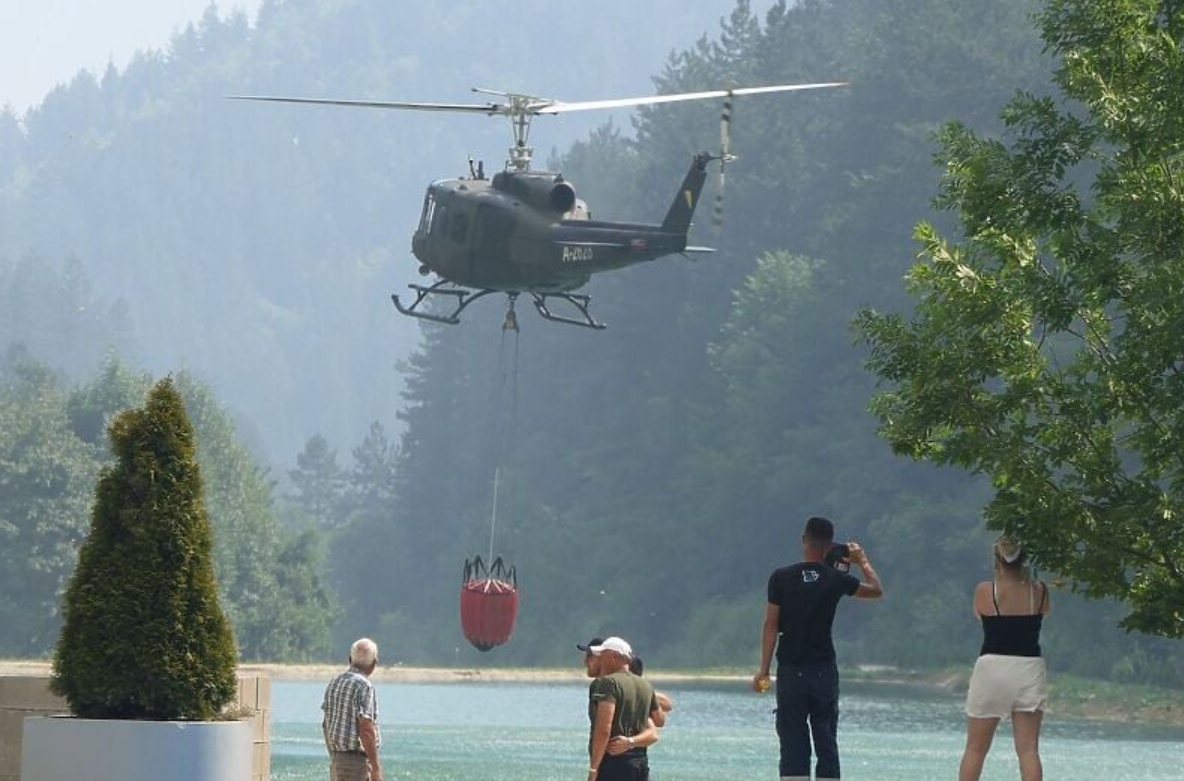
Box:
[418,193,437,234]
[449,212,470,243]
[431,202,450,237]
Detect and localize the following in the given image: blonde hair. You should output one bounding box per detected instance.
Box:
[993,536,1028,575]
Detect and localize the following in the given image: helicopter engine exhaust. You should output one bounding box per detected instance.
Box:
[493,171,578,214]
[549,181,577,213]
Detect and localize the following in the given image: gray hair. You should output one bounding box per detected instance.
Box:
[350,637,378,667]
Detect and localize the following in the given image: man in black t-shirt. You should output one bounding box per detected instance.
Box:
[754,516,883,780]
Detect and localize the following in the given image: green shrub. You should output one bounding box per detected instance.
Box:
[51,376,238,720]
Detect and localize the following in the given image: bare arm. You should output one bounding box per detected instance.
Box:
[646,687,670,728]
[357,716,382,781]
[848,543,883,599]
[607,717,659,755]
[753,602,779,691]
[649,700,666,729]
[588,699,616,778]
[972,581,993,617]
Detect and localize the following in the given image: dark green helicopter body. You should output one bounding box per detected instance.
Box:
[411,156,708,294]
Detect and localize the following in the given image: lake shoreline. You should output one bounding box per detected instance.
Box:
[3,660,1179,727]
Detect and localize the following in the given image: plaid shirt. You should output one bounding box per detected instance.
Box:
[322,667,380,752]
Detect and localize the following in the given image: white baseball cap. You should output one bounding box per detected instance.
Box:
[589,636,632,659]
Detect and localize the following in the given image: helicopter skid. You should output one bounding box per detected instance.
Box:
[391,282,501,325]
[530,292,606,330]
[392,280,605,329]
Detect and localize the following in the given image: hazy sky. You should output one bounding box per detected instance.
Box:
[0,1,767,115]
[0,0,262,113]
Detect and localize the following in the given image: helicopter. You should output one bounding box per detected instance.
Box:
[231,81,846,328]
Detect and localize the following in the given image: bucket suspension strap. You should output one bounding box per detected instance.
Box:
[486,299,520,561]
[458,300,524,653]
[462,555,518,590]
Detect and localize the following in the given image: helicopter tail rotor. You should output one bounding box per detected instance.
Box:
[713,92,736,233]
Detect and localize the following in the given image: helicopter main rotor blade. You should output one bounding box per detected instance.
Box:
[229,81,848,118]
[227,95,505,115]
[230,82,847,172]
[532,81,848,114]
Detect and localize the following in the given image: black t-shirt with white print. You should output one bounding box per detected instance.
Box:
[768,562,860,665]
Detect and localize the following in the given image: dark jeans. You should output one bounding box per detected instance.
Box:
[775,660,840,779]
[598,749,649,781]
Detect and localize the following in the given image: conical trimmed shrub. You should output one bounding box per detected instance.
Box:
[51,376,238,720]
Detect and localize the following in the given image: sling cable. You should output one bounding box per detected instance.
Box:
[459,297,522,651]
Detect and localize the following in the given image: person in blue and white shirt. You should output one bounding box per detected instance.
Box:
[322,637,382,781]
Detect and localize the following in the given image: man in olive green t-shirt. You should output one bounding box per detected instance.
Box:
[583,636,661,781]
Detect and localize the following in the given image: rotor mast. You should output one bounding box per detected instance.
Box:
[509,116,533,171]
[506,96,535,172]
[472,89,542,172]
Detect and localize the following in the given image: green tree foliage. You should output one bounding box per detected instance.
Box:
[0,254,132,381]
[0,350,334,662]
[52,377,238,719]
[0,349,99,655]
[178,373,334,660]
[856,0,1184,638]
[66,354,152,445]
[344,422,398,517]
[325,422,400,645]
[288,434,346,529]
[267,529,336,659]
[682,252,993,668]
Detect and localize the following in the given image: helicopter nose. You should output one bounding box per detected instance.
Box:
[418,264,431,276]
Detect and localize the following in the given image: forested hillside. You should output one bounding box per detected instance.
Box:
[1,0,1179,682]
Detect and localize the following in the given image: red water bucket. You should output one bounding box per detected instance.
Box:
[459,557,519,651]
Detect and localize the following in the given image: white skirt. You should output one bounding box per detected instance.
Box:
[965,654,1048,719]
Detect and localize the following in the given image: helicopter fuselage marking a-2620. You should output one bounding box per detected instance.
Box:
[561,246,594,263]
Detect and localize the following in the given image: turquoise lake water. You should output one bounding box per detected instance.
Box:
[270,678,1183,780]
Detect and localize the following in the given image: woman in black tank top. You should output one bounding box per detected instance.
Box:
[958,537,1051,781]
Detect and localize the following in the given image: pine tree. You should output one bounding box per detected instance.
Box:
[288,434,345,528]
[51,376,238,719]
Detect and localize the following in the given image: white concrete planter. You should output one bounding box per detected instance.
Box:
[21,716,252,781]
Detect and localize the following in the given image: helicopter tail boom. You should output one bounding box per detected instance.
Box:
[660,153,711,234]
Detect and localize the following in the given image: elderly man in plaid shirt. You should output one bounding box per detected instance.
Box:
[322,638,383,781]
